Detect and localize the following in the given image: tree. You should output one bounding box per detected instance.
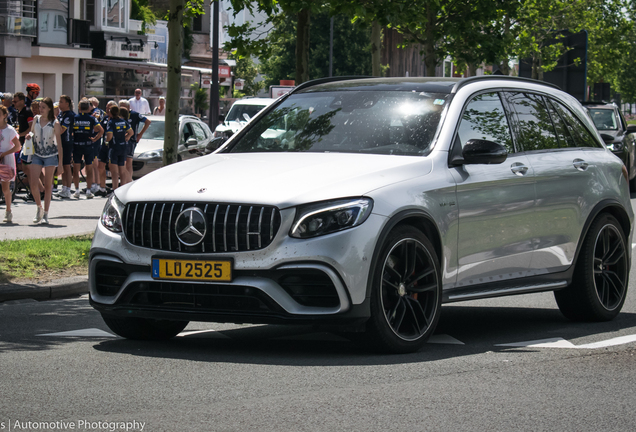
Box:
[585,0,632,87]
[258,9,372,87]
[232,56,266,97]
[190,83,210,114]
[511,0,591,80]
[226,1,320,84]
[164,0,204,166]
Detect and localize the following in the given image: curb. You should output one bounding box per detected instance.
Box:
[0,275,88,303]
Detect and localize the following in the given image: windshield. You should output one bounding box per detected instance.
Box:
[226,103,269,122]
[588,108,618,131]
[142,120,165,140]
[227,91,449,156]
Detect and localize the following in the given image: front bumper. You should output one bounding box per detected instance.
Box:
[89,208,385,324]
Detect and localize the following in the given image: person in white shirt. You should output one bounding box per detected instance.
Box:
[128,89,151,115]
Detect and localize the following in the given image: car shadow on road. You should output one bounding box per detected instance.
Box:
[90,306,636,366]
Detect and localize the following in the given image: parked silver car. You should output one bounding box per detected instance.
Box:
[132,115,213,179]
[90,76,633,353]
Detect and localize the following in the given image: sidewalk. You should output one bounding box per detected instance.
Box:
[1,182,105,302]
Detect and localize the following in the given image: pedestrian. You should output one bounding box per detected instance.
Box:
[57,95,75,199]
[27,97,63,224]
[72,99,104,199]
[30,98,40,116]
[0,105,21,223]
[95,100,117,197]
[105,105,133,190]
[88,97,104,192]
[128,88,151,115]
[14,92,44,200]
[119,100,151,182]
[25,83,40,108]
[153,97,166,116]
[53,102,59,118]
[1,93,17,126]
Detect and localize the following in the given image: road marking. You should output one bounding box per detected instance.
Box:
[37,328,117,338]
[428,334,465,345]
[495,334,636,349]
[177,329,230,338]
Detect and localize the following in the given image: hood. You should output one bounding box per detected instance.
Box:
[134,138,164,155]
[117,152,433,208]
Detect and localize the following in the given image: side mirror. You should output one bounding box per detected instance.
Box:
[242,113,251,122]
[627,124,636,134]
[185,137,198,147]
[207,137,225,151]
[460,139,508,165]
[600,133,615,143]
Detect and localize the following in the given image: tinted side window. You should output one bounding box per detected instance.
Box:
[457,92,514,153]
[545,98,577,148]
[181,122,195,144]
[191,122,207,141]
[551,100,602,148]
[507,92,559,151]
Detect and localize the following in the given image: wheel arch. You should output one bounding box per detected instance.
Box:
[574,199,632,266]
[365,209,443,299]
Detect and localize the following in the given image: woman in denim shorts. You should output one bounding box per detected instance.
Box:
[27,97,63,224]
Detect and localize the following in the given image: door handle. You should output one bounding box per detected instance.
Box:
[511,162,528,176]
[573,159,588,171]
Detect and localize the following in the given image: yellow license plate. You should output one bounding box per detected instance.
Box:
[152,258,232,282]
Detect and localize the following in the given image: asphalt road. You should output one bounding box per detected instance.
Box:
[1,198,636,431]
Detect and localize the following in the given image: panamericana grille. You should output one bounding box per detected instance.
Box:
[123,202,281,253]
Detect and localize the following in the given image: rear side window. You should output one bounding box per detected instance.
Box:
[550,99,602,148]
[545,98,577,148]
[506,92,559,151]
[456,92,514,153]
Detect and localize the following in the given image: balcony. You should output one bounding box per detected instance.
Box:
[0,15,36,37]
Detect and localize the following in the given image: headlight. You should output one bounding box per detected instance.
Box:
[290,198,373,239]
[101,194,125,233]
[138,149,163,159]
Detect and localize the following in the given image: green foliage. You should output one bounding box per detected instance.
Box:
[190,83,210,114]
[0,235,92,282]
[131,0,157,33]
[257,9,372,87]
[232,56,266,97]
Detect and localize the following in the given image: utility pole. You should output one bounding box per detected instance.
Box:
[329,16,334,77]
[209,0,219,129]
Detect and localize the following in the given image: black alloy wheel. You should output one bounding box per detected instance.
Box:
[555,213,629,321]
[367,226,442,353]
[592,223,628,311]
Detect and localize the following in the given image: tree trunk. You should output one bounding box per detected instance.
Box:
[164,0,184,166]
[499,60,510,76]
[531,54,539,80]
[371,21,382,77]
[467,63,477,77]
[295,9,310,84]
[424,5,436,77]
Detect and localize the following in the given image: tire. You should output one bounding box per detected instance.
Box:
[366,225,442,354]
[555,214,629,321]
[101,315,189,340]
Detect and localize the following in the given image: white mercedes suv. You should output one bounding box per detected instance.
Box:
[90,76,633,353]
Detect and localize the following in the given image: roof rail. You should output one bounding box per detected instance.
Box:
[452,75,561,93]
[290,76,373,94]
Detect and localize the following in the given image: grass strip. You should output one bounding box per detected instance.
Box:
[0,234,92,283]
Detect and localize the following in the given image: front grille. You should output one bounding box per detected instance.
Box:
[120,281,284,314]
[123,202,281,253]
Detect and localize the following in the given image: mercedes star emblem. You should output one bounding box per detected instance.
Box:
[175,207,207,246]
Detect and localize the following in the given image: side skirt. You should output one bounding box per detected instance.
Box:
[442,269,573,304]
